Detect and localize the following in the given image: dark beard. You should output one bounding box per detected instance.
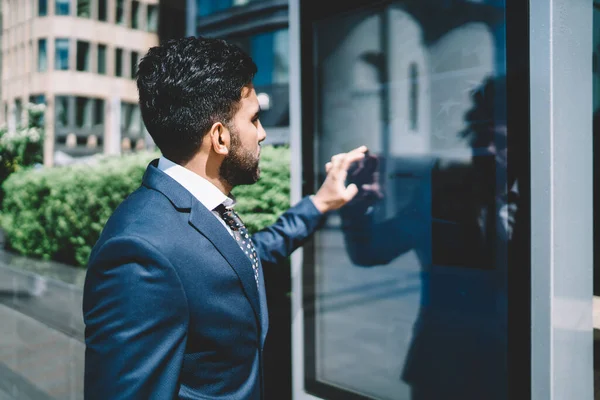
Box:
[219,128,260,187]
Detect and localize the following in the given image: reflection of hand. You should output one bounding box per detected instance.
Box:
[311,146,368,213]
[347,152,384,202]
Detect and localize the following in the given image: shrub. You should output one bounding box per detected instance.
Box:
[1,146,290,267]
[0,104,45,206]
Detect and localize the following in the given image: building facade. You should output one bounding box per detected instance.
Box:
[191,0,290,146]
[1,0,160,166]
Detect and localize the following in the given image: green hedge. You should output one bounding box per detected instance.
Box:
[1,146,290,267]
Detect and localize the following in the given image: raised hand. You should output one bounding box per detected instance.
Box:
[311,146,368,213]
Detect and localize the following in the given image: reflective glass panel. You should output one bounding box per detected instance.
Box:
[306,1,516,399]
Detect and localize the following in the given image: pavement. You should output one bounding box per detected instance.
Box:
[0,247,85,400]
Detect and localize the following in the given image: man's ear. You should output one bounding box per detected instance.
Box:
[208,122,230,156]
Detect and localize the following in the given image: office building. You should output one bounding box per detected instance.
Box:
[1,0,160,166]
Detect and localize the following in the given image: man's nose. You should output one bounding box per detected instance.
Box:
[258,121,267,143]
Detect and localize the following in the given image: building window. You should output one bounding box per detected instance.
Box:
[55,38,70,70]
[121,102,142,138]
[409,62,419,131]
[76,41,90,72]
[94,99,104,126]
[147,5,158,32]
[14,99,22,125]
[29,94,46,105]
[115,48,123,77]
[131,1,141,29]
[197,0,264,17]
[116,0,125,25]
[55,96,70,127]
[37,39,47,72]
[130,51,139,79]
[38,0,48,16]
[77,0,90,17]
[29,95,46,125]
[56,0,70,15]
[75,97,93,128]
[97,44,107,74]
[98,0,107,21]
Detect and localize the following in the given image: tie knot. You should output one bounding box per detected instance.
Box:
[215,204,243,231]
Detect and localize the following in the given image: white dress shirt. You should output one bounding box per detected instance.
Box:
[157,156,235,236]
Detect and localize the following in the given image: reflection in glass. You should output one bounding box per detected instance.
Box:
[39,0,48,16]
[77,0,90,18]
[75,97,92,128]
[38,39,47,72]
[94,99,104,126]
[121,102,142,138]
[98,0,107,21]
[14,99,22,126]
[131,1,140,29]
[98,44,107,75]
[115,48,123,77]
[230,29,290,128]
[55,96,69,127]
[55,38,69,70]
[76,41,90,72]
[409,63,419,131]
[307,2,514,399]
[197,0,270,16]
[56,0,70,16]
[130,51,139,79]
[147,5,158,32]
[116,0,124,25]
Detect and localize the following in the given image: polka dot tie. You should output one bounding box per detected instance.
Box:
[215,204,259,288]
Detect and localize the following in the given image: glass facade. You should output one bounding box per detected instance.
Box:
[54,95,105,152]
[230,29,290,128]
[197,0,268,17]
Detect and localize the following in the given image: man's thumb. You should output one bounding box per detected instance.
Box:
[343,183,359,201]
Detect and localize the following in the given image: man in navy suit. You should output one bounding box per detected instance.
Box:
[83,37,366,399]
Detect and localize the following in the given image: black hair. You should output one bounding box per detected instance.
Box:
[460,75,508,149]
[137,36,257,164]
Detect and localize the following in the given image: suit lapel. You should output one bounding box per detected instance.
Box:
[142,160,261,327]
[188,202,261,326]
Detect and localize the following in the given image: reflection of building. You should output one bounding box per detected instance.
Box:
[1,0,160,165]
[190,0,290,145]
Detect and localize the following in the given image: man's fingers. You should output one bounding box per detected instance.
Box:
[325,162,333,173]
[340,151,366,171]
[329,146,368,173]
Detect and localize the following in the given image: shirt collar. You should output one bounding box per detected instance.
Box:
[157,156,233,211]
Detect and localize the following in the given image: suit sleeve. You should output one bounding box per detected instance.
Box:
[83,236,189,400]
[251,196,326,265]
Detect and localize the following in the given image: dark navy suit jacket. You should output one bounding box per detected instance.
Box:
[83,160,325,399]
